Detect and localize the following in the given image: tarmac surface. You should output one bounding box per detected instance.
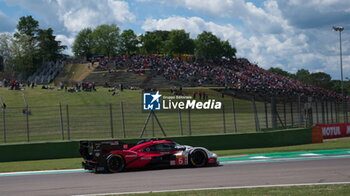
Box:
[1,157,350,196]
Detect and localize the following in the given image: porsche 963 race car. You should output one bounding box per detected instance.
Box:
[79,138,219,173]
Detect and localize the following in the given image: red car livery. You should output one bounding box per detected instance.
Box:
[79,139,219,173]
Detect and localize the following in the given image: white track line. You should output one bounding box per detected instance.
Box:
[0,169,85,176]
[72,181,350,196]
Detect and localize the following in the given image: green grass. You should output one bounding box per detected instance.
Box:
[109,184,350,196]
[0,158,82,172]
[214,137,350,156]
[1,137,349,173]
[0,86,142,106]
[0,87,260,143]
[1,85,347,143]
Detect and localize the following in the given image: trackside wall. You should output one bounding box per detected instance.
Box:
[0,128,311,162]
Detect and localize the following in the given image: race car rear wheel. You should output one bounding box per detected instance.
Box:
[106,154,125,173]
[189,149,208,167]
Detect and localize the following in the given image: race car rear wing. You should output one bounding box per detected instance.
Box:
[79,140,129,160]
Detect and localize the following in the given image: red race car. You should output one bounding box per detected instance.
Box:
[80,139,219,173]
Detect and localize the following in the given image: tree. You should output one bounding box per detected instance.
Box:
[13,16,40,76]
[91,24,120,57]
[11,34,37,75]
[37,28,66,61]
[268,67,293,78]
[307,72,332,89]
[194,31,222,58]
[72,28,93,58]
[11,16,66,77]
[221,40,236,58]
[295,69,310,82]
[0,33,14,73]
[120,29,138,55]
[331,80,342,94]
[345,80,350,95]
[165,30,194,55]
[15,16,39,38]
[140,30,170,54]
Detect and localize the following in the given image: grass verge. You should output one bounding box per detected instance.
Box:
[0,137,349,173]
[0,158,82,172]
[109,184,350,196]
[214,137,350,156]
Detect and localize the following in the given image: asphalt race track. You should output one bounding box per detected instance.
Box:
[1,158,350,196]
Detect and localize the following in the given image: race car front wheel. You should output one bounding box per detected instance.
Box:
[106,154,125,173]
[189,149,208,167]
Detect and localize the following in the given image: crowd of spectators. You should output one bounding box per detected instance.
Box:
[1,54,347,101]
[93,55,129,72]
[108,54,347,101]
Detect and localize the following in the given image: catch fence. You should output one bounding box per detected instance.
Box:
[0,97,349,143]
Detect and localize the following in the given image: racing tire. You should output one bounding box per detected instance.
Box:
[189,149,208,167]
[106,154,125,173]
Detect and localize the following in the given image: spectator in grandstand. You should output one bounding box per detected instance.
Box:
[110,54,346,101]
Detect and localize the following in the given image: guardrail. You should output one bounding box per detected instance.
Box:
[0,128,312,162]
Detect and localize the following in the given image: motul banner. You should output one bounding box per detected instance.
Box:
[315,123,350,139]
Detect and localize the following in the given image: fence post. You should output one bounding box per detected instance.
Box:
[321,101,325,123]
[271,97,277,128]
[343,100,346,123]
[283,101,287,127]
[252,97,260,132]
[325,101,329,124]
[298,95,303,126]
[26,105,30,142]
[264,102,268,129]
[335,102,339,123]
[231,98,237,133]
[109,103,114,138]
[315,101,319,124]
[345,100,349,123]
[178,109,183,136]
[120,102,126,138]
[222,105,226,133]
[188,109,192,136]
[59,103,64,140]
[330,101,334,123]
[66,104,70,140]
[290,102,294,126]
[2,108,6,143]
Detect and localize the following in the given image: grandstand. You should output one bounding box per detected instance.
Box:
[12,54,347,105]
[82,55,348,102]
[27,60,66,84]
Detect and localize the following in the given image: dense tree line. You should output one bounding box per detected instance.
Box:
[0,16,66,78]
[72,26,236,59]
[268,67,350,95]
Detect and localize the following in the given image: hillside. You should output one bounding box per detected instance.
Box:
[54,63,98,85]
[85,70,192,88]
[54,62,180,88]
